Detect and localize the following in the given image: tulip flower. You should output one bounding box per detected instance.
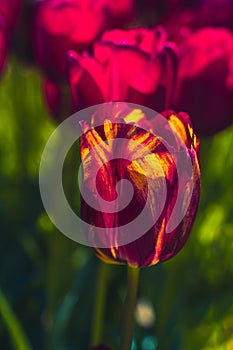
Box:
[80,105,200,268]
[67,27,178,113]
[173,27,233,136]
[33,0,135,82]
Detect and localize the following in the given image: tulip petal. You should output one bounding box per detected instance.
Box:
[67,50,105,109]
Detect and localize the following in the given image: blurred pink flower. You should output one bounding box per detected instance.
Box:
[33,0,135,82]
[162,0,233,43]
[67,27,177,112]
[173,27,233,136]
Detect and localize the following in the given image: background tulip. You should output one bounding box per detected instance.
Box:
[33,0,135,82]
[161,0,233,44]
[80,106,200,267]
[173,27,233,136]
[67,27,178,112]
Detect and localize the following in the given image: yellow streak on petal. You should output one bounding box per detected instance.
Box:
[169,114,187,144]
[104,119,117,141]
[127,133,152,157]
[154,153,173,179]
[80,141,90,162]
[144,135,161,152]
[124,109,145,124]
[193,134,197,149]
[110,247,117,259]
[188,123,198,150]
[128,160,146,178]
[80,128,103,160]
[130,154,164,179]
[81,128,110,168]
[149,218,166,266]
[127,169,147,200]
[95,248,119,265]
[188,123,194,139]
[131,131,151,145]
[127,154,165,201]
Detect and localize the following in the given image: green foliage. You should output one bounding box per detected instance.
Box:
[0,61,232,350]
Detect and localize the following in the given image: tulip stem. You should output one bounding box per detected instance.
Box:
[120,266,140,350]
[90,261,109,347]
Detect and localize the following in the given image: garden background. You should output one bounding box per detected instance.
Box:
[0,1,233,350]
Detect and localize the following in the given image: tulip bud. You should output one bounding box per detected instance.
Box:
[80,105,200,267]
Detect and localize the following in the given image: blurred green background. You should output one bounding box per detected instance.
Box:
[0,61,233,350]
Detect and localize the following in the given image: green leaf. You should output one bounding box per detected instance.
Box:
[0,289,32,350]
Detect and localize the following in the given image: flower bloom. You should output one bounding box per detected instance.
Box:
[67,27,177,113]
[173,27,233,136]
[80,106,200,267]
[33,0,134,82]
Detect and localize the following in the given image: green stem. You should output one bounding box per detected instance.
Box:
[0,289,32,350]
[120,266,140,350]
[90,261,109,347]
